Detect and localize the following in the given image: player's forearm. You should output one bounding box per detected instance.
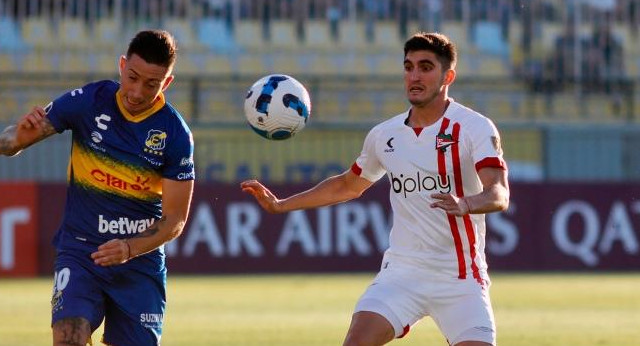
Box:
[0,125,22,156]
[464,185,510,214]
[126,215,186,258]
[280,174,362,212]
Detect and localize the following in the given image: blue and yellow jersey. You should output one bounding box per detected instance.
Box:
[46,80,194,256]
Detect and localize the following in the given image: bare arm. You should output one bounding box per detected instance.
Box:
[241,169,374,213]
[91,178,194,266]
[0,107,57,156]
[431,167,510,216]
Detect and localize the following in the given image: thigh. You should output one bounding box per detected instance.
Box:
[51,253,105,331]
[343,311,395,346]
[102,265,167,346]
[430,279,496,345]
[353,266,425,339]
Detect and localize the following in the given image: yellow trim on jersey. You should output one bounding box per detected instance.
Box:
[71,142,163,201]
[115,90,166,123]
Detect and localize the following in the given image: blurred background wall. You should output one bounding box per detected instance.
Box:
[1,0,639,275]
[1,0,640,183]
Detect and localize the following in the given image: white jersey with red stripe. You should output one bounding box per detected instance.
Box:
[351,99,507,281]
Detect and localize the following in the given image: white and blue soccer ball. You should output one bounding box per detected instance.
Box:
[243,74,311,140]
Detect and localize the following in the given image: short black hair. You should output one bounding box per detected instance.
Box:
[126,30,177,68]
[404,32,457,71]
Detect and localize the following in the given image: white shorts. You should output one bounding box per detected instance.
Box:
[353,254,496,345]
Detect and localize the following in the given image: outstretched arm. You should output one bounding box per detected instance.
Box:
[0,106,57,156]
[91,178,194,266]
[430,167,509,216]
[241,169,374,214]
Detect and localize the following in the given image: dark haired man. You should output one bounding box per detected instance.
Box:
[241,32,509,346]
[0,30,194,345]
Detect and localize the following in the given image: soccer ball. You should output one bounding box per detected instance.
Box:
[243,74,311,140]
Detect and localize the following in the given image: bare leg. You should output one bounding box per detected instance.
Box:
[343,311,396,346]
[454,341,493,346]
[52,317,92,346]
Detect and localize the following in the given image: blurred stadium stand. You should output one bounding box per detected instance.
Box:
[1,0,640,183]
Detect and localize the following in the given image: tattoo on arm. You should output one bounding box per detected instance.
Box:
[0,118,57,155]
[39,118,57,138]
[138,216,167,238]
[0,125,17,155]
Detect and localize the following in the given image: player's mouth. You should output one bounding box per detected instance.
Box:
[408,85,425,95]
[124,96,146,112]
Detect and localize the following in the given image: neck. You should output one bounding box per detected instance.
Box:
[408,97,450,128]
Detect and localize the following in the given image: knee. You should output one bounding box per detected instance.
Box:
[52,317,92,346]
[343,331,372,346]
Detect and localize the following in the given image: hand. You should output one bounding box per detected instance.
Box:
[240,179,283,213]
[430,193,470,216]
[91,239,131,266]
[18,106,47,131]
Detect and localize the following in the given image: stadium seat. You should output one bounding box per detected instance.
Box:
[58,52,92,73]
[22,18,57,52]
[271,53,303,75]
[201,55,234,74]
[305,20,334,51]
[22,51,57,73]
[0,17,27,52]
[0,53,16,72]
[60,19,92,51]
[196,18,236,53]
[235,20,266,52]
[472,21,510,56]
[440,22,467,50]
[375,54,402,76]
[237,54,268,75]
[94,19,119,52]
[338,21,368,52]
[270,21,299,51]
[374,21,402,50]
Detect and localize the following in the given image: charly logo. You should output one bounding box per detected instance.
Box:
[384,137,395,153]
[144,130,167,155]
[435,133,457,152]
[95,114,111,131]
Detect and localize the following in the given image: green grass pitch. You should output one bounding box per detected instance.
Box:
[1,273,638,345]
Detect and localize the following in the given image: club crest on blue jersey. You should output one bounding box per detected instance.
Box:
[144,129,167,155]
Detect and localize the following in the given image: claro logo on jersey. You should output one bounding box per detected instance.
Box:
[390,172,451,197]
[98,214,155,234]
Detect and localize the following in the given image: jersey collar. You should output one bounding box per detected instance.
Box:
[116,90,166,123]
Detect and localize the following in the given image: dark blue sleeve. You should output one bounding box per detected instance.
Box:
[45,85,93,133]
[163,117,195,181]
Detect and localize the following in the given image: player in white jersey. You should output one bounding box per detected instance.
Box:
[241,32,509,346]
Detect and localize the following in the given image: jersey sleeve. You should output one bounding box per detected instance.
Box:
[45,85,92,133]
[470,118,507,171]
[352,126,386,182]
[162,120,195,181]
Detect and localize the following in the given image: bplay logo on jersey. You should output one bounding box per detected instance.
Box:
[390,171,451,198]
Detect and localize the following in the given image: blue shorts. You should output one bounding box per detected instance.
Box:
[51,250,166,346]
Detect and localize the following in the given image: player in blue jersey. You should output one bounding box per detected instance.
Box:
[0,30,195,345]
